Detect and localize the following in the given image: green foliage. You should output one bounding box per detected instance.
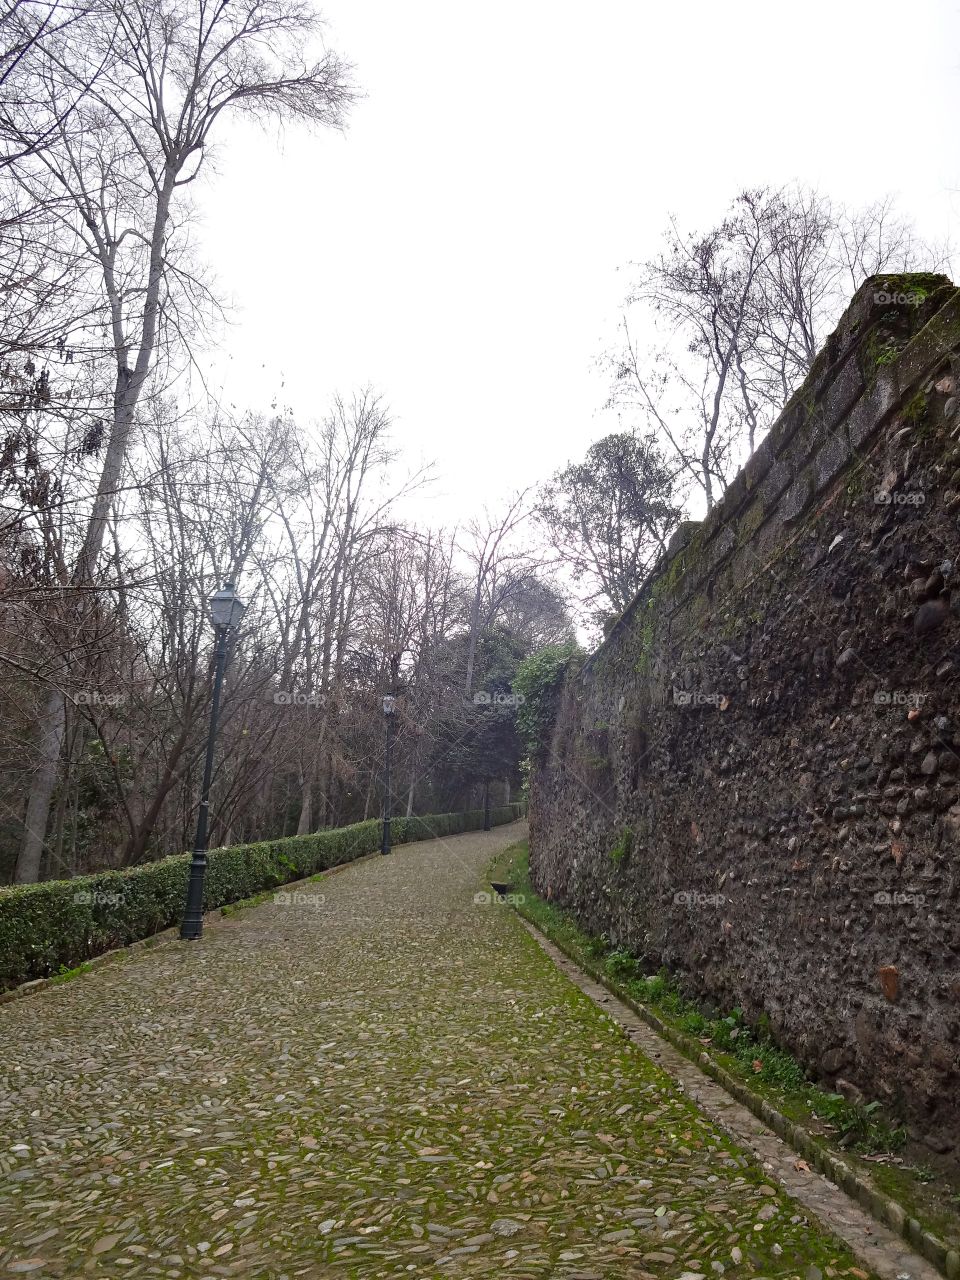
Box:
[583,932,609,961]
[625,969,904,1152]
[902,390,929,427]
[452,626,528,795]
[863,325,904,377]
[0,805,522,989]
[537,432,684,619]
[678,1009,708,1035]
[604,947,639,980]
[634,610,655,674]
[642,971,667,1001]
[50,960,93,984]
[512,642,581,762]
[809,1094,906,1153]
[872,272,944,302]
[608,825,633,866]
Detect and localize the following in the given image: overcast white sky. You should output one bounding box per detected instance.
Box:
[193,0,960,528]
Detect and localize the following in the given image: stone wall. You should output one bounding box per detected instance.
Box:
[530,274,960,1157]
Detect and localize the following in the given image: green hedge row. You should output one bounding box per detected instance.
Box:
[0,804,522,989]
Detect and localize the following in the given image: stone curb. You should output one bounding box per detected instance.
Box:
[514,908,958,1280]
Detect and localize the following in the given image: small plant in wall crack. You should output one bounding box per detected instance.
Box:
[608,825,633,866]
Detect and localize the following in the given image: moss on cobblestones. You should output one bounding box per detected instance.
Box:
[0,826,886,1278]
[493,841,960,1260]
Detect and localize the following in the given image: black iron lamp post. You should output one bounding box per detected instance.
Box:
[482,777,491,831]
[180,581,246,941]
[380,693,396,855]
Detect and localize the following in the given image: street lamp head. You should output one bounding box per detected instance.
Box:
[208,581,246,631]
[382,694,397,716]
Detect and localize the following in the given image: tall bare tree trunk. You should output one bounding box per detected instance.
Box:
[15,688,65,882]
[50,711,80,873]
[317,748,333,829]
[13,177,176,883]
[296,774,312,835]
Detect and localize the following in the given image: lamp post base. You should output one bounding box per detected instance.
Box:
[180,850,208,940]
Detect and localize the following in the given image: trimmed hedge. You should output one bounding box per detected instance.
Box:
[0,804,522,989]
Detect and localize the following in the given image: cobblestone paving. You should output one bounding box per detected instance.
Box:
[0,826,881,1279]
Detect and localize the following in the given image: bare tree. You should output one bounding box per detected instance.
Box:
[357,525,461,817]
[0,0,105,169]
[0,393,545,879]
[608,186,950,511]
[748,188,950,410]
[610,191,783,509]
[253,391,428,835]
[3,0,358,881]
[460,491,539,698]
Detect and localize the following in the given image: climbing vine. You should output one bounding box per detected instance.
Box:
[512,642,582,763]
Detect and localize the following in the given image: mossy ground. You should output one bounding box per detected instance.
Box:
[0,827,895,1277]
[491,842,960,1255]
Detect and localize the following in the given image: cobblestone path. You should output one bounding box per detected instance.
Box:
[0,826,881,1279]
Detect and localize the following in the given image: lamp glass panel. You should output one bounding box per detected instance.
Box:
[208,584,246,629]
